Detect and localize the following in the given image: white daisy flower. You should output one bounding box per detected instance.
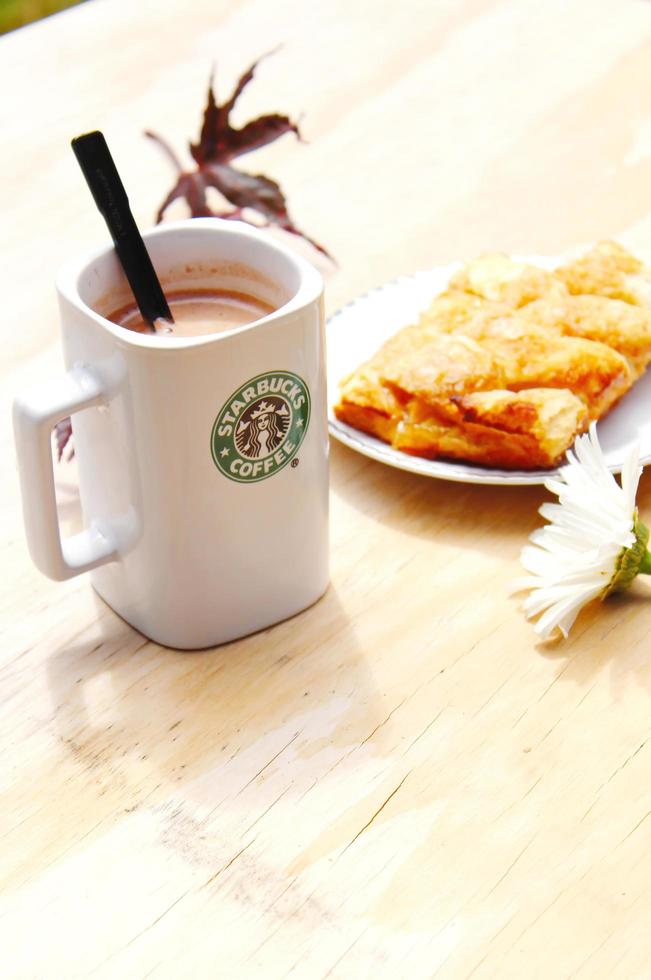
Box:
[514,423,651,640]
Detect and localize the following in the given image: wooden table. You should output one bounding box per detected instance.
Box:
[4,1,651,976]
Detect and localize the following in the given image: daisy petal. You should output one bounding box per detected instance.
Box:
[517,426,640,640]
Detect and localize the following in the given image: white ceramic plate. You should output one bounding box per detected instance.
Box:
[327,257,651,485]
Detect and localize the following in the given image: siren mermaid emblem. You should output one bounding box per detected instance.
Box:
[236,397,291,459]
[211,371,311,483]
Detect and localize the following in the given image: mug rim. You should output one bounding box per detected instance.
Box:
[56,218,324,350]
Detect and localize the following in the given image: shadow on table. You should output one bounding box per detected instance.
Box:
[530,587,651,693]
[332,439,651,540]
[331,441,651,690]
[45,582,384,804]
[330,440,545,551]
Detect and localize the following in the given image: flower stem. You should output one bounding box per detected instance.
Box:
[605,514,650,594]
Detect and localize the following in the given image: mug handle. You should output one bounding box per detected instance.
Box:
[13,365,118,580]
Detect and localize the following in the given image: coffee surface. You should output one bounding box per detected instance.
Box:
[110,289,274,337]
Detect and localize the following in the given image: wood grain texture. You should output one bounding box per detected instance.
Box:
[4,0,651,976]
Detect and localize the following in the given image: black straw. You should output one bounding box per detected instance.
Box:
[71,131,173,330]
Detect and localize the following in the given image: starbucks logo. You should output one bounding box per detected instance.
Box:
[235,396,291,459]
[211,371,311,483]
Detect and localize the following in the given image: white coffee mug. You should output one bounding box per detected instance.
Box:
[13,219,329,649]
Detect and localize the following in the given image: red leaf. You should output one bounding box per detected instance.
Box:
[147,52,332,260]
[225,114,302,160]
[54,417,74,461]
[205,164,332,259]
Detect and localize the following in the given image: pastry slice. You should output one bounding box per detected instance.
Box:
[488,332,631,420]
[519,294,651,377]
[335,363,403,443]
[378,332,506,401]
[336,323,427,406]
[447,253,568,308]
[334,330,505,441]
[391,388,587,469]
[555,240,651,307]
[415,291,509,333]
[382,317,632,421]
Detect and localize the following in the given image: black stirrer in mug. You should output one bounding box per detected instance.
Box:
[71,131,173,332]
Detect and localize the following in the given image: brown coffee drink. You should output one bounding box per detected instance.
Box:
[110,288,274,337]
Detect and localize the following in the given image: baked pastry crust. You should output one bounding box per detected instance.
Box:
[334,244,651,470]
[556,241,651,307]
[392,389,587,470]
[519,294,651,376]
[447,253,568,307]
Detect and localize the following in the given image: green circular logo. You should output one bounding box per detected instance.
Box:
[211,371,311,483]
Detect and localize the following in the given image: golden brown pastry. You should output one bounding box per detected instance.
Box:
[391,389,587,469]
[447,253,568,307]
[334,325,620,468]
[335,329,503,448]
[519,294,651,376]
[336,323,440,423]
[556,240,651,307]
[475,319,631,420]
[334,243,649,470]
[415,291,508,332]
[381,316,631,422]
